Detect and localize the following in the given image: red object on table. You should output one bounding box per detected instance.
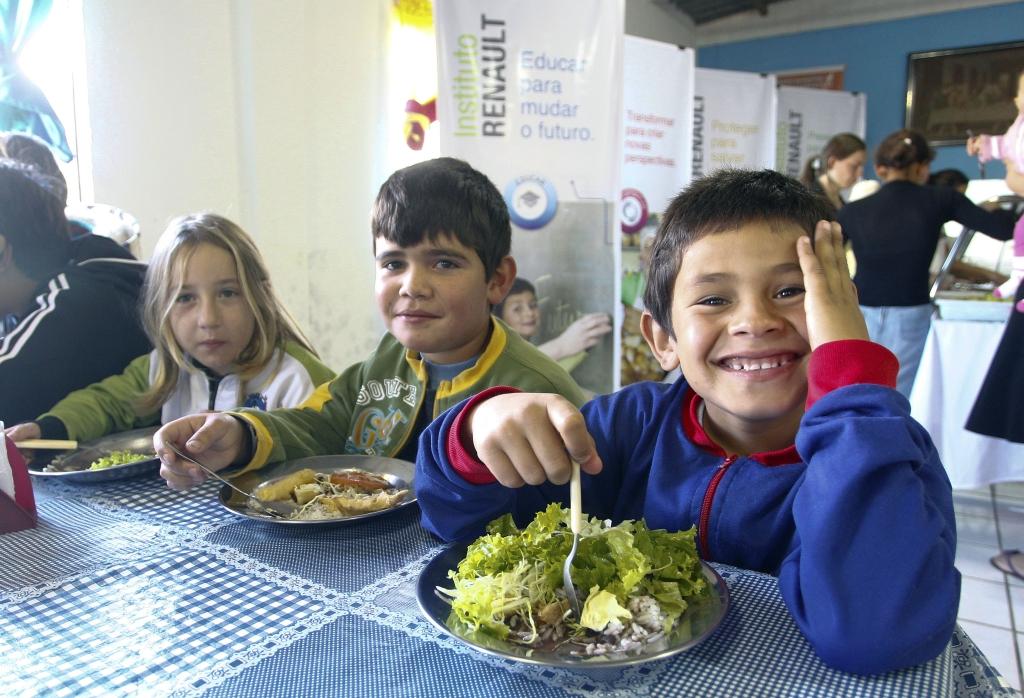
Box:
[0,436,37,533]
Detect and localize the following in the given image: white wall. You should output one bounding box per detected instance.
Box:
[79,0,386,373]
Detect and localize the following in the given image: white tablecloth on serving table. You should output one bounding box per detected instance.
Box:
[910,318,1024,489]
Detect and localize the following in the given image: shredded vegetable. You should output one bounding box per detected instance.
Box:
[88,450,153,471]
[439,503,709,652]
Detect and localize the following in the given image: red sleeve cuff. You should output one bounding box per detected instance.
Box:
[806,339,899,408]
[446,385,522,485]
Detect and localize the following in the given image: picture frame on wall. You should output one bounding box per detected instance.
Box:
[905,40,1024,147]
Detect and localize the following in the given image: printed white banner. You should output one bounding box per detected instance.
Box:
[621,37,694,220]
[435,0,623,395]
[619,37,694,387]
[776,86,867,177]
[693,68,777,177]
[435,0,623,199]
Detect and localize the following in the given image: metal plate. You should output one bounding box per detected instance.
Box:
[417,543,729,672]
[217,454,416,526]
[27,427,160,483]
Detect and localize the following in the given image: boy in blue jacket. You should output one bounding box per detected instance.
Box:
[415,169,959,676]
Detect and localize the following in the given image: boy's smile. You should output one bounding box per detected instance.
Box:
[650,222,812,453]
[375,234,514,364]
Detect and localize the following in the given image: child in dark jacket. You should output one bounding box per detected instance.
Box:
[0,161,149,426]
[415,169,959,676]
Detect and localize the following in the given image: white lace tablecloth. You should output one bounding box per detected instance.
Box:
[0,474,1014,697]
[910,318,1024,489]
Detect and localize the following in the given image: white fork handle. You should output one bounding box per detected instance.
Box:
[569,460,582,534]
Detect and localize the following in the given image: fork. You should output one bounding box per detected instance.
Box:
[165,443,289,519]
[562,460,583,619]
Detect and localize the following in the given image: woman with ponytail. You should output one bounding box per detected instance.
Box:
[838,129,1017,397]
[799,132,867,212]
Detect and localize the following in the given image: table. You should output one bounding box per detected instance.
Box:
[910,317,1024,489]
[1,474,1014,697]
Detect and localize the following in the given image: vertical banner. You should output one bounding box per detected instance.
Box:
[693,67,777,178]
[620,37,694,386]
[435,0,623,395]
[621,37,694,216]
[775,86,867,177]
[386,0,441,174]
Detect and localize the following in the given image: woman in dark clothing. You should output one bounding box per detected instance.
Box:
[838,129,1016,397]
[967,280,1024,579]
[799,132,866,213]
[967,282,1024,443]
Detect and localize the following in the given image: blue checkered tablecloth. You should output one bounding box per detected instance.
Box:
[0,474,1016,697]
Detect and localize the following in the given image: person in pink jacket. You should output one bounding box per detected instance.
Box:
[967,67,1024,309]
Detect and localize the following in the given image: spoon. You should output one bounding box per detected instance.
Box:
[164,442,291,519]
[562,460,583,620]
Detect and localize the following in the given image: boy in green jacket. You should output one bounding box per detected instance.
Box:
[156,158,587,489]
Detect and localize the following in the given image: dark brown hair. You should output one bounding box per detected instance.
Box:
[0,159,70,280]
[644,169,833,337]
[371,157,510,278]
[874,129,934,171]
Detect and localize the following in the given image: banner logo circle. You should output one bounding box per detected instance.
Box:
[619,188,649,235]
[504,176,558,230]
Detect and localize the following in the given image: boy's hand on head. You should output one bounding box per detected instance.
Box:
[797,221,869,350]
[466,393,602,488]
[155,413,245,490]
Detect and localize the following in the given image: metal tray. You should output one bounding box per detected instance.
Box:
[28,427,161,483]
[217,454,416,526]
[418,543,729,673]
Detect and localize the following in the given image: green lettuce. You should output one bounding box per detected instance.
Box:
[440,503,709,644]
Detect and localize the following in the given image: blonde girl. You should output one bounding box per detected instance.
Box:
[5,213,334,443]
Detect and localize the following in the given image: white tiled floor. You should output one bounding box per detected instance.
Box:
[955,482,1024,692]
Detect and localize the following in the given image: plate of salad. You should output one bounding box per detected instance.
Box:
[28,427,161,483]
[417,503,729,670]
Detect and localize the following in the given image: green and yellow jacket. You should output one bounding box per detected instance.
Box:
[235,318,587,472]
[36,342,334,441]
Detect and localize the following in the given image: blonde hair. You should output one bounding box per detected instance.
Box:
[137,213,316,413]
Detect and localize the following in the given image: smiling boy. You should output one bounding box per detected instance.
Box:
[155,158,586,486]
[414,169,959,675]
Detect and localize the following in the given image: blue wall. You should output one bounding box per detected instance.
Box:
[697,2,1024,179]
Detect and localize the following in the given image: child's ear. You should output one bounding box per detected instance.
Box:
[486,256,517,305]
[640,311,681,372]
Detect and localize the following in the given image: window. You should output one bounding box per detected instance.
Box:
[16,0,89,203]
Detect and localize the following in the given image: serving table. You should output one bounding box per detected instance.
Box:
[910,316,1024,489]
[0,475,1012,697]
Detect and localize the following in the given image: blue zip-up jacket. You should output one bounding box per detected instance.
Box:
[415,368,959,676]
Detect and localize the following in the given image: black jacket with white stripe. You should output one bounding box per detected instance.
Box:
[0,236,150,426]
